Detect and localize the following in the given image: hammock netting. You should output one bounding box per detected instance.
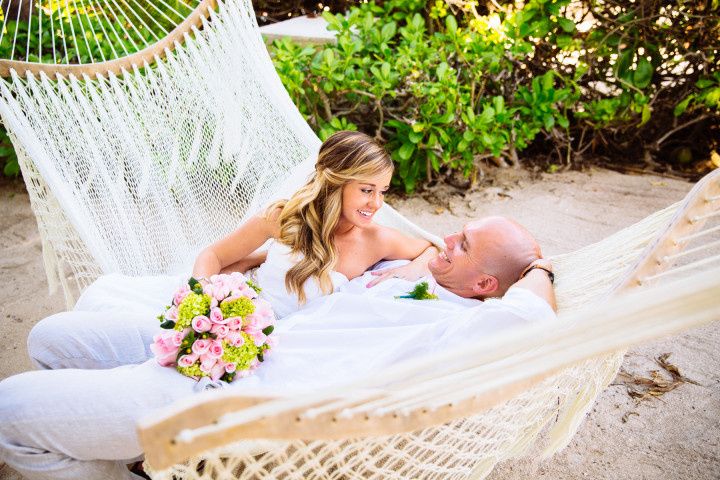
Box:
[0,0,718,478]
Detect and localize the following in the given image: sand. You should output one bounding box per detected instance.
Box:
[1,168,718,479]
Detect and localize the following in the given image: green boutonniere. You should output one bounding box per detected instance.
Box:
[395,281,439,300]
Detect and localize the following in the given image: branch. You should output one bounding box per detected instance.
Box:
[654,114,709,149]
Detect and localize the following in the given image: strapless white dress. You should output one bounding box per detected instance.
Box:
[75,241,349,320]
[255,241,349,318]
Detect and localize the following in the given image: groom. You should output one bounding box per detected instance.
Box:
[0,216,556,480]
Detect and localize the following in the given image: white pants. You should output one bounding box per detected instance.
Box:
[0,311,199,480]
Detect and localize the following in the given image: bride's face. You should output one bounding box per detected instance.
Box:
[339,169,392,229]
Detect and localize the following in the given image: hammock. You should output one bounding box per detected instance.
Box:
[0,0,718,478]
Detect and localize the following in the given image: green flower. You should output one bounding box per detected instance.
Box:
[176,292,212,330]
[222,333,259,370]
[220,297,255,319]
[395,281,439,300]
[246,279,262,294]
[177,363,205,378]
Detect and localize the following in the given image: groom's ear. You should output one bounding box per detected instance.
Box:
[473,274,499,297]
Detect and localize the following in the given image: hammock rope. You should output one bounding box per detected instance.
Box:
[0,0,718,478]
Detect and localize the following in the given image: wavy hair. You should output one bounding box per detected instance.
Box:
[267,131,393,303]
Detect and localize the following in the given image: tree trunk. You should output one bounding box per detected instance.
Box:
[1,0,32,22]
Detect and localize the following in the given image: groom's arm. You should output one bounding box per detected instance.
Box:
[512,259,557,312]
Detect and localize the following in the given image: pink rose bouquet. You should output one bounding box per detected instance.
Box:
[150,273,277,383]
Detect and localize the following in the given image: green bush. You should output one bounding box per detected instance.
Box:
[0,1,188,178]
[270,0,719,192]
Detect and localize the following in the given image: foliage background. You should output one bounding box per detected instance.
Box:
[270,0,719,191]
[0,0,718,193]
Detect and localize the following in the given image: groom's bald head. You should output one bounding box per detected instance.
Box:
[429,216,540,299]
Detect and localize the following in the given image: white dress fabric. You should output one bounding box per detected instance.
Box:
[255,241,349,318]
[0,256,555,480]
[74,240,349,320]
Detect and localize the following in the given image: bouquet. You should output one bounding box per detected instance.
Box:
[150,273,276,383]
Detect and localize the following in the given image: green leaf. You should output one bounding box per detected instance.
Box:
[639,103,651,126]
[556,34,573,48]
[696,79,715,89]
[557,115,569,129]
[262,325,274,336]
[408,131,424,143]
[542,71,554,91]
[673,96,693,117]
[381,22,397,41]
[159,320,176,329]
[445,15,458,34]
[543,113,555,130]
[398,142,415,160]
[557,17,575,33]
[633,57,653,89]
[3,159,19,177]
[436,61,448,80]
[381,62,391,78]
[616,49,634,80]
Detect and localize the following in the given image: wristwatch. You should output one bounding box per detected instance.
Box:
[520,265,555,284]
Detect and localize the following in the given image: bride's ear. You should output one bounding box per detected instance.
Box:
[473,275,499,296]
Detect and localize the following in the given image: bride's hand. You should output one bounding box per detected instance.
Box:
[366,247,437,288]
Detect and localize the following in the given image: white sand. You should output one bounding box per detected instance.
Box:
[1,168,718,479]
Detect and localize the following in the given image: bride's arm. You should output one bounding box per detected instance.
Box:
[192,210,280,278]
[219,250,268,274]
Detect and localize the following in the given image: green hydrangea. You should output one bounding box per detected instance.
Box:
[177,363,205,378]
[222,332,259,370]
[220,297,255,319]
[177,293,212,330]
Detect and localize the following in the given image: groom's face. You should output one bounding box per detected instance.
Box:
[428,220,489,298]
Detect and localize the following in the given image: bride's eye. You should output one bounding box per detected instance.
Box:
[361,188,373,194]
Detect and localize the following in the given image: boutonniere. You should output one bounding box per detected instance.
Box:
[395,281,439,300]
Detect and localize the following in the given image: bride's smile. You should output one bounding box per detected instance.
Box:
[338,169,393,230]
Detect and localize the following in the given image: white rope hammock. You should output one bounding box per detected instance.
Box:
[0,0,718,478]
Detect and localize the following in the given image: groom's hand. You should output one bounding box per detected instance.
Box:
[366,262,428,288]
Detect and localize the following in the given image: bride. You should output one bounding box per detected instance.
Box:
[28,130,437,370]
[193,130,436,318]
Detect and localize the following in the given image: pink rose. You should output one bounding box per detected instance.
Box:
[254,299,273,319]
[210,362,226,381]
[251,332,267,347]
[191,315,212,333]
[265,334,278,350]
[207,339,224,359]
[226,317,242,330]
[178,354,198,368]
[224,362,237,373]
[226,331,244,347]
[209,307,227,325]
[165,306,178,321]
[192,338,210,355]
[151,332,180,367]
[174,285,191,306]
[172,330,185,347]
[199,354,217,373]
[243,315,260,331]
[211,324,229,338]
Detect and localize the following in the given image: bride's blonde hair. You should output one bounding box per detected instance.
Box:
[267,131,393,303]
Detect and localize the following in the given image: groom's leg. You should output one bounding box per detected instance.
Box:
[0,359,196,480]
[28,311,160,370]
